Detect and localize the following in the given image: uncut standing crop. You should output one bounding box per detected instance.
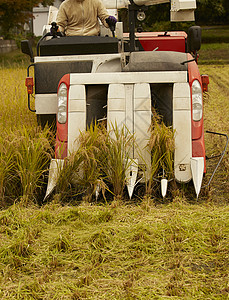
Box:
[0,67,54,206]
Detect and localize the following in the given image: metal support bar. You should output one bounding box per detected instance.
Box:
[202,130,228,189]
[28,94,36,113]
[27,64,36,112]
[128,4,137,52]
[128,2,148,52]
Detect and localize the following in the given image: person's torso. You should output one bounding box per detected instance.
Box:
[64,0,101,36]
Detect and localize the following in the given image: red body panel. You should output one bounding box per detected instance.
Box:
[187,54,206,172]
[139,36,186,52]
[124,31,187,53]
[55,74,70,159]
[55,140,68,159]
[192,129,205,158]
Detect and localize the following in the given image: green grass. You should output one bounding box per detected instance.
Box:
[196,26,229,65]
[201,25,229,44]
[199,43,229,65]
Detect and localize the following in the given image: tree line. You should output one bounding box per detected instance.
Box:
[146,0,229,26]
[0,0,228,39]
[0,0,54,39]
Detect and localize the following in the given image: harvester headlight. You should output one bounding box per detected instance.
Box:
[192,80,203,122]
[57,83,68,124]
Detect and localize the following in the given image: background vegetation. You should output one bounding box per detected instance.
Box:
[144,0,229,26]
[0,0,54,39]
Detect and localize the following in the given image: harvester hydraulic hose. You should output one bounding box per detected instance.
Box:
[36,33,52,56]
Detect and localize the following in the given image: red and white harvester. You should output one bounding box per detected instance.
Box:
[22,0,228,199]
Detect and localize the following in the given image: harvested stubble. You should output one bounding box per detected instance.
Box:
[0,202,229,299]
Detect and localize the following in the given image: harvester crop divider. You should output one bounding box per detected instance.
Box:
[161,178,168,198]
[125,159,139,199]
[191,157,204,198]
[44,159,64,201]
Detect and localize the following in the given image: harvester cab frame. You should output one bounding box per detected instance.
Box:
[21,0,228,200]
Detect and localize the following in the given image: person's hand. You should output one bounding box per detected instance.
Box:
[50,22,59,36]
[50,22,65,38]
[106,16,117,27]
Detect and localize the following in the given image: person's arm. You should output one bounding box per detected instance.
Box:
[56,4,68,33]
[97,0,110,27]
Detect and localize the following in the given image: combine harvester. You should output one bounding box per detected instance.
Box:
[21,0,228,199]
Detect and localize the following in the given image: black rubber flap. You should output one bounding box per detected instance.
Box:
[35,61,93,94]
[39,36,119,56]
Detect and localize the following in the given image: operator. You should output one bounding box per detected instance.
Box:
[56,0,117,36]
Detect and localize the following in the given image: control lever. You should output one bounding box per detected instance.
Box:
[106,16,117,37]
[50,22,64,38]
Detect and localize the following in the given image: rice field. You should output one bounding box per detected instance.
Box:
[0,66,54,206]
[0,62,228,205]
[0,54,228,298]
[0,64,177,205]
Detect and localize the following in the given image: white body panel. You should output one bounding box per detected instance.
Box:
[134,83,151,177]
[70,71,187,85]
[68,71,188,174]
[68,85,86,154]
[45,158,64,200]
[34,68,187,115]
[35,94,57,114]
[47,6,58,24]
[173,82,192,182]
[170,0,196,21]
[170,10,195,22]
[171,0,196,11]
[134,0,169,5]
[108,83,127,136]
[107,82,151,179]
[161,178,168,198]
